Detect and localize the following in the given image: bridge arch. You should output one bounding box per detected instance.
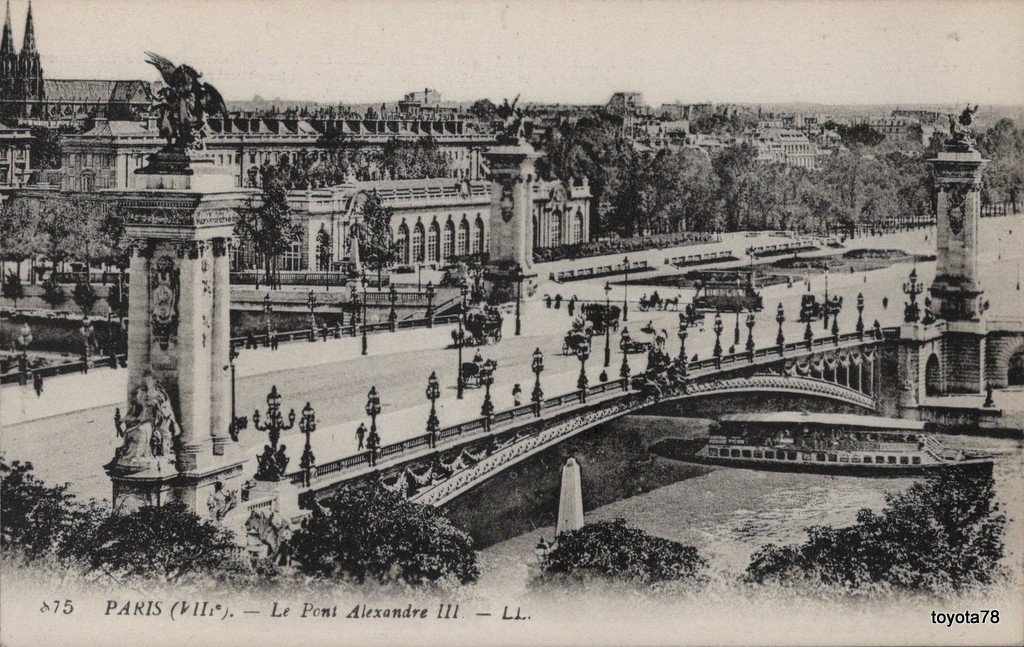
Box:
[925,353,942,396]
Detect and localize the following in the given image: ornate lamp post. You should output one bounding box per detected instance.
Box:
[677,315,688,377]
[480,367,495,430]
[603,281,612,367]
[776,302,786,349]
[531,347,544,415]
[425,281,435,327]
[620,327,631,380]
[361,275,369,354]
[388,283,398,332]
[856,292,865,336]
[306,290,318,342]
[830,297,841,338]
[365,386,382,464]
[80,315,94,372]
[733,309,741,346]
[621,256,630,322]
[262,292,273,347]
[575,339,591,400]
[903,268,923,323]
[253,384,299,481]
[227,345,249,441]
[456,284,468,399]
[745,311,756,355]
[426,371,441,447]
[299,401,317,485]
[712,311,723,368]
[822,270,831,330]
[800,297,815,347]
[349,282,359,335]
[513,263,524,336]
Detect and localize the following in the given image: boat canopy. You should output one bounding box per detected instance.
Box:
[718,412,926,432]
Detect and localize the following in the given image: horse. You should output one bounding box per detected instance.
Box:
[662,296,680,311]
[244,509,293,565]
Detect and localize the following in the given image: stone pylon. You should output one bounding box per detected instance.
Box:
[556,457,584,536]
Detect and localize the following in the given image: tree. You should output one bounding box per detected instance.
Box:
[745,467,1007,595]
[72,281,99,315]
[29,125,78,171]
[40,279,67,308]
[0,457,102,564]
[85,503,249,585]
[538,519,707,587]
[0,199,43,278]
[826,122,886,148]
[234,164,302,284]
[468,98,497,122]
[2,271,25,307]
[291,486,479,586]
[354,190,397,283]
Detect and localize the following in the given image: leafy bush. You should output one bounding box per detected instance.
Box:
[72,281,99,315]
[745,467,1007,595]
[0,458,102,564]
[2,271,25,306]
[538,519,707,587]
[291,485,479,586]
[86,503,251,585]
[40,279,66,308]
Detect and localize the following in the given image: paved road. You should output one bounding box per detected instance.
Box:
[3,217,1021,501]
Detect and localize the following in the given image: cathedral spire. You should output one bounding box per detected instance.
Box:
[22,0,37,54]
[1,0,15,57]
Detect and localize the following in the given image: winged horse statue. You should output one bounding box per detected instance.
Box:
[144,52,228,152]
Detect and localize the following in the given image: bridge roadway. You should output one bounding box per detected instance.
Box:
[294,327,892,506]
[3,217,1020,502]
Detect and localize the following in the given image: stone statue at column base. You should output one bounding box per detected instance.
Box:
[107,370,181,474]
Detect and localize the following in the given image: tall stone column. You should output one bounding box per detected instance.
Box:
[174,240,214,472]
[125,244,151,400]
[209,237,232,456]
[482,140,540,301]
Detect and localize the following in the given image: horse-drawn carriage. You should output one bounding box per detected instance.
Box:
[453,304,503,346]
[619,326,654,355]
[563,328,591,355]
[638,290,680,312]
[461,357,498,388]
[581,303,621,335]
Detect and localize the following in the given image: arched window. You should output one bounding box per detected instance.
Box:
[427,221,439,263]
[443,220,455,261]
[550,210,562,246]
[573,211,584,243]
[472,215,485,254]
[412,222,425,263]
[457,219,470,257]
[396,223,409,264]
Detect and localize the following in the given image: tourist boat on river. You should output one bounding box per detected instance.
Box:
[692,412,993,476]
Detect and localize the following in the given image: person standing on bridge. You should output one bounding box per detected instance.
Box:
[32,369,43,397]
[512,383,522,406]
[356,422,366,450]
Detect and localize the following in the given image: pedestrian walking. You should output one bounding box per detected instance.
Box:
[567,297,576,317]
[32,369,43,396]
[356,422,367,450]
[512,383,522,406]
[270,329,279,350]
[245,332,256,349]
[882,297,889,309]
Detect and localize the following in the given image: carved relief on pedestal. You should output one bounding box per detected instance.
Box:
[945,185,967,236]
[499,181,515,223]
[150,256,180,350]
[207,480,239,521]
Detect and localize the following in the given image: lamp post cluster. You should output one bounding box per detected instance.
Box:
[306,290,318,342]
[513,264,524,336]
[776,302,786,349]
[619,327,631,380]
[575,339,591,400]
[480,367,495,430]
[677,315,688,377]
[903,267,924,323]
[856,292,865,335]
[531,348,545,414]
[622,256,630,322]
[365,386,382,466]
[426,371,441,447]
[262,293,273,347]
[425,281,435,327]
[298,401,317,485]
[388,283,398,331]
[253,385,296,481]
[603,281,612,367]
[456,284,469,399]
[712,311,724,368]
[745,312,756,355]
[80,315,94,371]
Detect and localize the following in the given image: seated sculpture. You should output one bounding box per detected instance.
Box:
[111,370,180,470]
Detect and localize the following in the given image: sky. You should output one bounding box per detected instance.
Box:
[6,0,1024,106]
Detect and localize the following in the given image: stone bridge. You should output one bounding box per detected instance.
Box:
[292,327,893,508]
